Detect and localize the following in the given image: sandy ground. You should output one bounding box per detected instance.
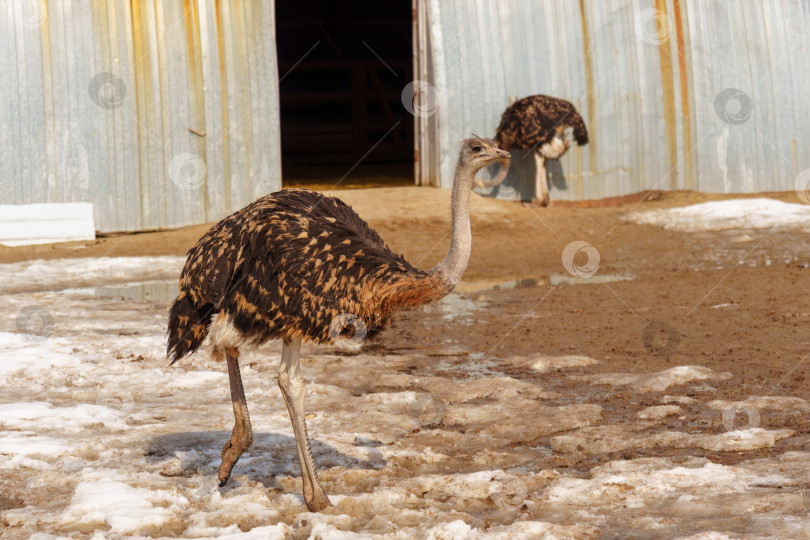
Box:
[1,188,809,539]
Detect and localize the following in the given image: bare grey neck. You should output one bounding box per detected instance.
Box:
[433,160,476,289]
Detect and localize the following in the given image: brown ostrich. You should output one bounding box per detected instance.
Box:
[476,94,589,206]
[166,137,510,511]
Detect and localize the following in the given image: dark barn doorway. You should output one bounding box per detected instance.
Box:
[276,1,414,188]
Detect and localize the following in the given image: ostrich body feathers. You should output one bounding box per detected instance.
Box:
[495,94,589,153]
[167,189,447,362]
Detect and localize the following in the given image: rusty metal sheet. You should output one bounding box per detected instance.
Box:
[419,0,810,201]
[0,0,281,233]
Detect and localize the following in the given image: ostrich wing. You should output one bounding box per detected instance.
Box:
[495,95,588,151]
[179,189,445,346]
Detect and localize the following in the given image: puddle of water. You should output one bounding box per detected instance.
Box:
[455,276,548,294]
[549,274,634,286]
[421,293,487,324]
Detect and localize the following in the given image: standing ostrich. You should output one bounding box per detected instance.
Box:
[166,137,509,511]
[476,94,589,206]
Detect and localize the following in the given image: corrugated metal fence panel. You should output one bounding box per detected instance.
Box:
[427,0,810,199]
[0,0,281,233]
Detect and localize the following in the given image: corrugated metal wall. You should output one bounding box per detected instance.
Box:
[420,0,810,200]
[1,0,281,232]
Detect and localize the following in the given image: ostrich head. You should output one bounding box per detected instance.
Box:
[459,137,510,170]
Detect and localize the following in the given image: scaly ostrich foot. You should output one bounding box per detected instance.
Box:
[304,488,333,512]
[218,346,254,487]
[279,337,333,512]
[218,432,253,486]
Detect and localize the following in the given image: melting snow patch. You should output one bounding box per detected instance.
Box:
[0,334,83,384]
[165,370,228,389]
[0,401,128,432]
[706,396,810,414]
[418,376,554,402]
[637,405,681,420]
[541,456,808,533]
[694,428,795,452]
[662,395,697,405]
[61,477,188,534]
[504,354,599,373]
[0,432,74,461]
[583,366,728,393]
[551,425,677,454]
[0,255,185,294]
[183,489,284,537]
[675,533,733,540]
[447,403,603,442]
[551,424,793,455]
[627,198,810,232]
[186,524,289,539]
[545,458,770,506]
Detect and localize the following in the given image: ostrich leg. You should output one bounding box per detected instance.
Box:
[278,337,332,511]
[218,347,254,486]
[535,154,550,206]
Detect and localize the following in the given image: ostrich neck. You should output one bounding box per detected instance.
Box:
[434,161,475,289]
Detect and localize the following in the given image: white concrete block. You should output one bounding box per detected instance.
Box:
[0,203,96,246]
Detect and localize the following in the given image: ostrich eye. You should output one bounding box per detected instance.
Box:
[471,145,482,153]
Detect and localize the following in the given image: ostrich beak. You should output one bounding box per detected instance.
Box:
[486,148,511,161]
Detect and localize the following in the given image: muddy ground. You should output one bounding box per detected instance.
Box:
[3,188,808,397]
[1,187,808,538]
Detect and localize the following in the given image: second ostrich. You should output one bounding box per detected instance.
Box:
[167,137,509,512]
[476,94,589,206]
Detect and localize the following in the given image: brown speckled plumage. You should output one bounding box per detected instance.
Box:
[167,188,447,362]
[164,138,510,512]
[495,94,589,152]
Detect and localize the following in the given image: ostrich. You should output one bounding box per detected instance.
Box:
[166,137,510,512]
[475,94,589,206]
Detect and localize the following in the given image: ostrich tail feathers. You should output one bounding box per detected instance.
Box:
[571,111,589,146]
[167,290,215,364]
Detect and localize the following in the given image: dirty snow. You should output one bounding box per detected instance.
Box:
[582,365,731,393]
[637,404,682,420]
[503,354,598,373]
[627,198,810,232]
[0,255,185,294]
[61,472,190,534]
[0,256,808,538]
